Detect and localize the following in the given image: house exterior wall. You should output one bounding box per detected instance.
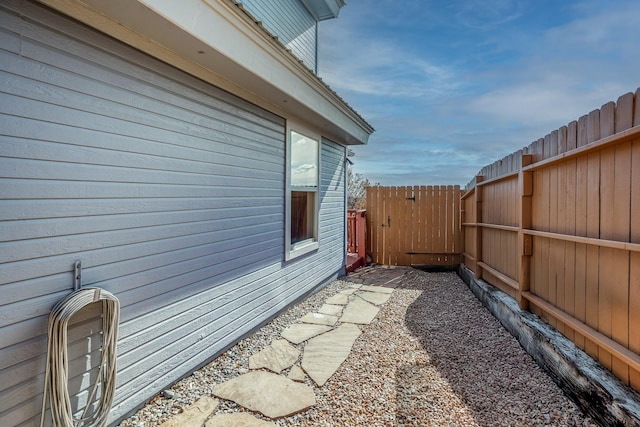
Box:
[239,0,317,72]
[0,1,346,425]
[37,0,373,146]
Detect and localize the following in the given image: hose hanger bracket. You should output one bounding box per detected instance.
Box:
[40,260,120,427]
[74,260,82,291]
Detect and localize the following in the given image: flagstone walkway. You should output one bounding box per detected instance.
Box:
[122,266,595,427]
[159,267,405,427]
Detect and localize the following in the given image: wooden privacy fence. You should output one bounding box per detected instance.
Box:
[366,185,462,266]
[346,209,366,272]
[462,89,640,392]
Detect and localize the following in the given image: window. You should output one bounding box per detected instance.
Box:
[286,129,319,259]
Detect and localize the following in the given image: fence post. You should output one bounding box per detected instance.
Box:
[474,175,484,279]
[365,186,377,264]
[356,210,366,264]
[518,154,534,309]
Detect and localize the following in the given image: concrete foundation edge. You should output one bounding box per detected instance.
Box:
[457,265,640,427]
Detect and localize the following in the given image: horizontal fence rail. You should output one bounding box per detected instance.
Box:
[462,88,640,392]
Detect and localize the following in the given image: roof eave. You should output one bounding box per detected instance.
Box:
[37,0,372,145]
[301,0,346,21]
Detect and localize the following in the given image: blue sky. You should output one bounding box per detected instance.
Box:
[317,0,640,186]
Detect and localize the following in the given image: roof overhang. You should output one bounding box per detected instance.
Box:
[301,0,346,21]
[36,0,372,145]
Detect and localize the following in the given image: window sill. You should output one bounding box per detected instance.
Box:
[286,240,319,261]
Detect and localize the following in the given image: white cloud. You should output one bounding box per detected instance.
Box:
[320,41,457,99]
[291,164,317,187]
[454,0,525,30]
[319,11,459,101]
[465,1,640,139]
[468,81,625,129]
[318,0,640,186]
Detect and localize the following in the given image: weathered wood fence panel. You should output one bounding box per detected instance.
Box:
[346,210,366,272]
[366,185,462,266]
[462,88,640,392]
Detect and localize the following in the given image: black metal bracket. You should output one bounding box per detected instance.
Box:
[74,260,82,291]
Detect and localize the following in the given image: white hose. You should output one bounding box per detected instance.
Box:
[40,287,120,427]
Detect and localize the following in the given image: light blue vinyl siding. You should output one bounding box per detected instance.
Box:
[239,0,318,72]
[0,1,346,425]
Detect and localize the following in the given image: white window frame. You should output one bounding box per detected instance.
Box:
[285,122,320,261]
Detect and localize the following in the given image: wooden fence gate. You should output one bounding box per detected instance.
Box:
[366,185,462,266]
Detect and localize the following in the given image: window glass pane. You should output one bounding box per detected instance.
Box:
[291,191,315,244]
[291,131,318,188]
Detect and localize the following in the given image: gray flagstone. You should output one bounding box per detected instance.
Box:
[249,339,300,373]
[280,323,332,344]
[318,304,343,316]
[212,371,315,419]
[301,323,362,386]
[324,293,350,305]
[360,285,394,294]
[340,296,379,324]
[160,396,218,427]
[287,365,306,382]
[298,312,339,326]
[205,412,277,426]
[355,290,392,306]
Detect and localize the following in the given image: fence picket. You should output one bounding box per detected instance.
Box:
[366,185,461,267]
[364,88,640,394]
[401,186,412,266]
[630,135,640,390]
[459,87,640,393]
[598,106,616,371]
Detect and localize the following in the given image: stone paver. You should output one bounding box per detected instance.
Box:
[340,296,380,324]
[324,293,350,305]
[318,304,343,316]
[301,323,362,386]
[205,413,277,427]
[137,267,413,426]
[347,267,406,287]
[359,285,394,294]
[159,396,218,427]
[355,290,392,306]
[212,371,316,419]
[298,312,338,326]
[249,339,300,374]
[287,365,306,382]
[197,272,397,422]
[280,323,332,344]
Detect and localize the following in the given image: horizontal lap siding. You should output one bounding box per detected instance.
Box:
[0,2,347,425]
[238,0,317,71]
[320,139,346,248]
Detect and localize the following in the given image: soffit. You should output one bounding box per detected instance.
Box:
[37,0,373,145]
[301,0,346,21]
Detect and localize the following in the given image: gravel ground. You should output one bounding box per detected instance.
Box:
[118,268,596,427]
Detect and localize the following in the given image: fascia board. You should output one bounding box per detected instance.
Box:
[36,0,372,145]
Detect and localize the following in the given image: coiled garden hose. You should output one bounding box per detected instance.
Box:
[40,287,120,427]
